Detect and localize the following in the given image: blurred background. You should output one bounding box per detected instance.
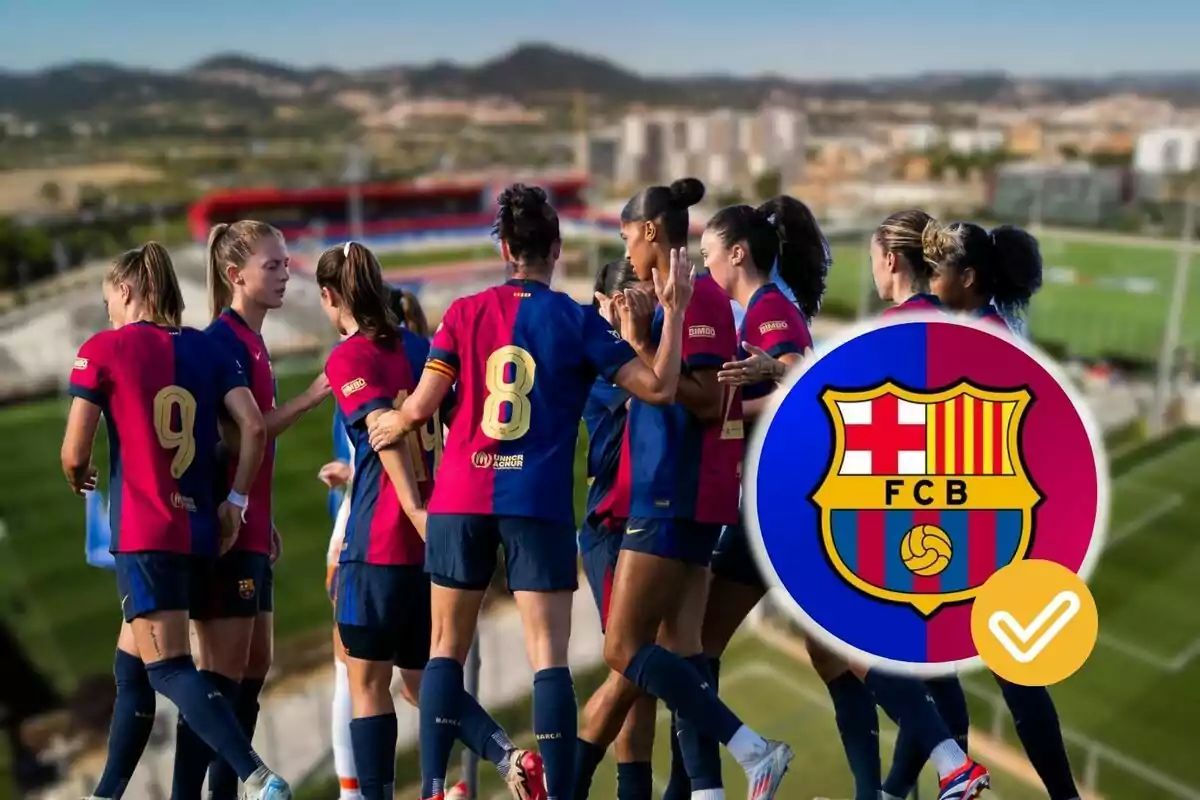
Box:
[1,1,1199,797]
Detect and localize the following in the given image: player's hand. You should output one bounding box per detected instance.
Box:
[654,247,696,315]
[270,526,283,565]
[318,460,352,488]
[308,372,332,402]
[408,508,429,540]
[368,410,406,451]
[67,464,98,496]
[217,501,243,555]
[718,343,785,385]
[617,288,654,349]
[594,292,617,326]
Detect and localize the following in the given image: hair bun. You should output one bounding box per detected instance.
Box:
[499,183,549,218]
[668,177,705,209]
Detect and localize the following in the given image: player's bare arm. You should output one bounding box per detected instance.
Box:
[612,246,694,404]
[367,369,452,451]
[61,397,101,496]
[365,408,428,539]
[220,385,267,552]
[263,371,330,439]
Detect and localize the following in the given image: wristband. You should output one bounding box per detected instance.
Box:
[227,490,249,521]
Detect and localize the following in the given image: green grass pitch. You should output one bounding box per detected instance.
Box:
[376,233,1199,363]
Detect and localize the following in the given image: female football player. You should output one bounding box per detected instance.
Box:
[170,221,332,800]
[365,183,695,800]
[570,178,795,800]
[576,259,663,800]
[657,196,827,800]
[922,222,1079,800]
[320,241,541,800]
[63,243,290,800]
[924,221,1042,334]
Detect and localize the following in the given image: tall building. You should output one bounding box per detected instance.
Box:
[1133,128,1200,201]
[604,105,808,193]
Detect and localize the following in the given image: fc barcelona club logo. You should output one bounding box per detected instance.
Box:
[238,579,256,600]
[745,314,1109,675]
[812,381,1041,616]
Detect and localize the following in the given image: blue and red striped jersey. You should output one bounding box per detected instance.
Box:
[975,304,1012,333]
[326,331,429,566]
[739,283,812,401]
[609,275,743,525]
[881,293,943,318]
[69,323,247,556]
[583,378,630,531]
[205,309,277,554]
[425,278,636,524]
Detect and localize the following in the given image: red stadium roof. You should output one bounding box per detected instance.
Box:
[188,173,589,239]
[192,173,587,209]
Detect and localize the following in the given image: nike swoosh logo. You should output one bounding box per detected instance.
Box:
[626,528,646,535]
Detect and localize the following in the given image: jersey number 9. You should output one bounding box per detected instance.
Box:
[394,390,442,481]
[482,346,536,442]
[153,385,198,479]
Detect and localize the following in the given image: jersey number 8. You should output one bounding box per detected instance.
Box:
[153,385,198,479]
[482,346,536,442]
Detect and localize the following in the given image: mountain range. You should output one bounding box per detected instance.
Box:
[2,43,1200,123]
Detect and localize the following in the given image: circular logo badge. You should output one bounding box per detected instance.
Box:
[745,314,1109,676]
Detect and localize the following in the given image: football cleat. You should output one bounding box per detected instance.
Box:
[745,739,794,800]
[505,748,548,800]
[938,759,991,800]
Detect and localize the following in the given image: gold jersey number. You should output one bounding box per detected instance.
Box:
[393,390,443,481]
[482,345,536,441]
[153,385,198,479]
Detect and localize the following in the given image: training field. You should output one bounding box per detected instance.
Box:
[373,230,1198,363]
[823,232,1197,363]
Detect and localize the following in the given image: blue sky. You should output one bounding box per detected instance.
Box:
[2,0,1199,77]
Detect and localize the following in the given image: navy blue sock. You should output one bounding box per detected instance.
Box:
[94,650,157,799]
[207,677,265,800]
[533,667,576,800]
[572,738,606,800]
[676,654,722,790]
[458,691,512,768]
[146,657,261,782]
[622,644,742,744]
[170,669,240,800]
[349,713,397,800]
[825,672,881,800]
[882,725,925,799]
[927,677,969,749]
[662,714,689,800]
[616,761,654,800]
[870,672,952,797]
[996,677,1079,800]
[419,657,463,798]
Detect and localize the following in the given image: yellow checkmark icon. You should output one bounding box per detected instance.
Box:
[971,559,1099,686]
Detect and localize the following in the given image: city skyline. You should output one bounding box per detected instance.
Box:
[3,0,1200,78]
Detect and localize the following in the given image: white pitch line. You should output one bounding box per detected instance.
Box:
[1106,492,1184,549]
[1098,633,1200,672]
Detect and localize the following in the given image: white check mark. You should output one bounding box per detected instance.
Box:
[988,590,1081,664]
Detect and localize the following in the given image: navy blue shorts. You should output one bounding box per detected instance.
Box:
[190,551,274,620]
[335,562,431,669]
[426,513,579,593]
[579,522,623,632]
[115,552,205,622]
[620,517,723,567]
[710,524,765,590]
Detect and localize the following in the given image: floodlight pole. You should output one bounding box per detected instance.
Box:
[345,145,367,242]
[1151,184,1196,435]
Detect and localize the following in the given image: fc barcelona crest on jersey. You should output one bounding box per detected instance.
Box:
[745,314,1108,675]
[811,381,1041,616]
